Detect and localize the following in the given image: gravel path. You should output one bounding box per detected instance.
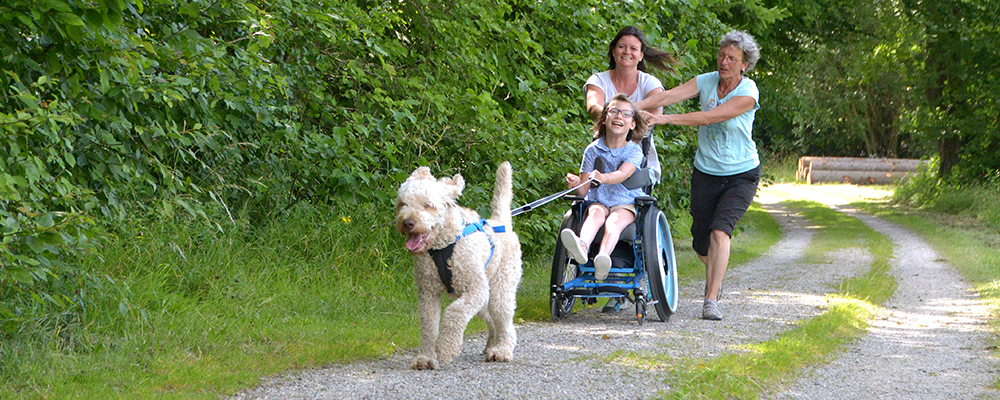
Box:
[232,184,997,399]
[764,185,999,399]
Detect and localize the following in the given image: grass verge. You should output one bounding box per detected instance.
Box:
[0,205,422,399]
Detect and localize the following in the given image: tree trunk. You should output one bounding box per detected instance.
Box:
[937,135,961,179]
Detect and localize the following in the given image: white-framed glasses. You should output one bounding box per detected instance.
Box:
[606,108,635,118]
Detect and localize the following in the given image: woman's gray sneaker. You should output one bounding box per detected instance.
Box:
[702,299,723,320]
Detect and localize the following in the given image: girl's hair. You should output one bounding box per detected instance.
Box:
[607,26,677,72]
[592,93,648,144]
[719,30,761,73]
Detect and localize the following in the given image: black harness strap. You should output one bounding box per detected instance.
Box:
[428,243,457,293]
[426,219,503,294]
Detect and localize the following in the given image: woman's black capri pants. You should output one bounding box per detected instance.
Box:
[689,165,761,257]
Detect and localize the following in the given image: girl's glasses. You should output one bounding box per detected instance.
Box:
[606,108,635,118]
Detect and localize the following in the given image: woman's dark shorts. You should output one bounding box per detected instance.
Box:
[689,165,761,257]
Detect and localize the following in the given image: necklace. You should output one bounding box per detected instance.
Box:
[718,77,742,98]
[611,69,638,96]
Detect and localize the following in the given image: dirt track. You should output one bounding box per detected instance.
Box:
[233,184,998,399]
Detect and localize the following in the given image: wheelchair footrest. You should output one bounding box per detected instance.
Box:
[564,285,631,297]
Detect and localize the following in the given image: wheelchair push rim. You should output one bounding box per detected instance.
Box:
[642,207,679,321]
[550,212,579,321]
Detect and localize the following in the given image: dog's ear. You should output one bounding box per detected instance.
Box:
[440,174,465,200]
[408,166,434,182]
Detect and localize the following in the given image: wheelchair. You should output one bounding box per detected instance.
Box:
[549,137,679,324]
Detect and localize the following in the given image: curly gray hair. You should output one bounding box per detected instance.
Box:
[719,30,761,73]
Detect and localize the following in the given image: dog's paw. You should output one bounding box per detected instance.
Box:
[484,347,513,362]
[410,356,438,370]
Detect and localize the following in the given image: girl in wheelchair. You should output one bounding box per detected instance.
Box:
[560,93,650,281]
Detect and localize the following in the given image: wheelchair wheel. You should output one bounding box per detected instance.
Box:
[550,212,579,321]
[642,207,679,321]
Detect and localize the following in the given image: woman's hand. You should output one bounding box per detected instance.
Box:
[638,110,656,124]
[641,111,671,126]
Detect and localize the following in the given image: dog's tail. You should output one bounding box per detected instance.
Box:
[491,161,514,225]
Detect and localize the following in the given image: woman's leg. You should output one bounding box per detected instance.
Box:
[703,229,731,301]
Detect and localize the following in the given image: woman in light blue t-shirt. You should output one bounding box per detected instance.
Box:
[636,30,762,322]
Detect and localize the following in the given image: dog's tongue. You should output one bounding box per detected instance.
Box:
[405,233,428,252]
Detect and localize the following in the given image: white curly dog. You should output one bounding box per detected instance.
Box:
[395,162,523,370]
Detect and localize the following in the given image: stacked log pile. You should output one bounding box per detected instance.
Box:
[797,157,929,185]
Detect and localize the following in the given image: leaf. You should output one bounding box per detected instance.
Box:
[257,33,273,49]
[38,213,55,229]
[58,13,85,27]
[15,13,37,29]
[39,232,66,246]
[26,237,44,253]
[100,69,110,94]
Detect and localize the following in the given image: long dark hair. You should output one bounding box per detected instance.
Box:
[607,26,677,72]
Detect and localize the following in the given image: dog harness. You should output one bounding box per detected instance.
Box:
[428,218,506,294]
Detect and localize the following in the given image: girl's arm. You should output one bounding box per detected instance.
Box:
[566,172,591,197]
[591,162,638,185]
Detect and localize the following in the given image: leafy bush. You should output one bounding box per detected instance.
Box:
[894,158,1000,231]
[1,0,286,332]
[0,0,763,336]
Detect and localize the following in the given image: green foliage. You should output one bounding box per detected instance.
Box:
[900,0,1000,181]
[749,0,1000,186]
[894,159,1000,230]
[0,0,785,367]
[748,0,926,159]
[1,0,292,332]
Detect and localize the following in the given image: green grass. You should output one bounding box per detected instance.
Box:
[762,154,801,184]
[648,200,896,400]
[1,206,423,399]
[895,181,1000,232]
